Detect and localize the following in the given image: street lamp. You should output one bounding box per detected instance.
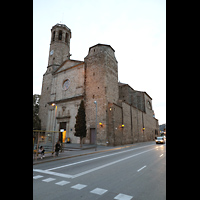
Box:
[52,103,57,154]
[94,101,97,151]
[51,103,57,132]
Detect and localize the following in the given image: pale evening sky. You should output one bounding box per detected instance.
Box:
[33,0,166,125]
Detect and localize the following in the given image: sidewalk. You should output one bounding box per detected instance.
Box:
[33,141,154,165]
[33,144,116,165]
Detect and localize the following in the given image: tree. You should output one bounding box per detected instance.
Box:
[33,94,41,130]
[74,100,87,147]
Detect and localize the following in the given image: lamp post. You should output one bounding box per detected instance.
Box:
[94,101,97,151]
[52,103,57,131]
[142,112,145,142]
[52,103,58,154]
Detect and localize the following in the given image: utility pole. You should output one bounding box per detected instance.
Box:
[94,101,97,151]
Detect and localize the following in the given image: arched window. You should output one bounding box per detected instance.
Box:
[58,30,62,40]
[52,31,55,41]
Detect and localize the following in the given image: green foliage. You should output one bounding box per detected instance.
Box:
[74,100,86,146]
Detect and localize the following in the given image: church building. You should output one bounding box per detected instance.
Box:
[39,23,159,146]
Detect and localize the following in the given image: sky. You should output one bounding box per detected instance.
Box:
[33,0,166,125]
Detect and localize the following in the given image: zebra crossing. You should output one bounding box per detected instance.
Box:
[33,174,133,200]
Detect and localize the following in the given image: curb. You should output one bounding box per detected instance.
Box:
[33,145,135,165]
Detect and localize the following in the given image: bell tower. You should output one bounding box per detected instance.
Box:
[48,23,72,72]
[39,24,72,130]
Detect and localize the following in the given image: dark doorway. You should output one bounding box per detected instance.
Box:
[90,128,96,144]
[59,122,66,142]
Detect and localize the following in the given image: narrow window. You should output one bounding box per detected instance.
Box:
[52,31,55,41]
[59,30,62,40]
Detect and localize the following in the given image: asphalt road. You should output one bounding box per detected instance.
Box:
[33,141,166,200]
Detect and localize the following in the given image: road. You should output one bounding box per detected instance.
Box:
[33,141,166,200]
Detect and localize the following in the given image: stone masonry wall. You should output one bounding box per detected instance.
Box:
[107,100,159,146]
[39,71,53,130]
[84,44,118,145]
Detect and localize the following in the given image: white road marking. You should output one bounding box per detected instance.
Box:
[71,184,87,190]
[34,178,133,200]
[33,175,43,179]
[160,154,163,157]
[33,169,73,178]
[72,148,154,178]
[42,178,56,182]
[34,148,155,179]
[90,188,108,195]
[137,165,146,172]
[55,180,70,186]
[46,144,154,171]
[114,193,133,200]
[33,177,133,200]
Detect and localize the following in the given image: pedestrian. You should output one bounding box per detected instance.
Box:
[38,146,45,159]
[55,141,61,156]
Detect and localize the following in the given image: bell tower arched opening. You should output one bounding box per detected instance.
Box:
[58,30,62,40]
[48,24,72,67]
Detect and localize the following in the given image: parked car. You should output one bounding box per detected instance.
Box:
[155,137,165,144]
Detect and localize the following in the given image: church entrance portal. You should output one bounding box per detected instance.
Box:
[59,122,67,143]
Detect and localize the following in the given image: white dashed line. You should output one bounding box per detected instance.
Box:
[137,165,146,172]
[114,193,133,200]
[90,188,108,195]
[42,178,56,182]
[72,148,154,178]
[55,180,70,186]
[71,184,87,190]
[34,176,133,199]
[33,175,43,179]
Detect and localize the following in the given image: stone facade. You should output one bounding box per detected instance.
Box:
[38,23,159,145]
[84,44,119,145]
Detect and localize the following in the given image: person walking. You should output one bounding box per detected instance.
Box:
[55,141,61,156]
